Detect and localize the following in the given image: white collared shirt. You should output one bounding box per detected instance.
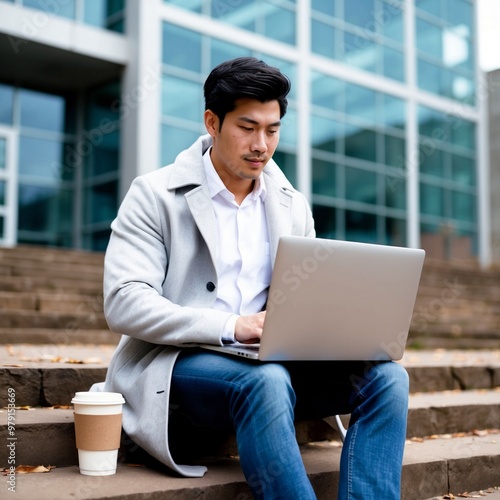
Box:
[203,148,272,343]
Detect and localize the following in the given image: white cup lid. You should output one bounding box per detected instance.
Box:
[71,391,125,405]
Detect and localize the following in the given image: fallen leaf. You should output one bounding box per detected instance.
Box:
[472,429,488,437]
[14,465,55,474]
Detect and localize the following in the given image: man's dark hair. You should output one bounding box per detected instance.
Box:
[204,57,291,128]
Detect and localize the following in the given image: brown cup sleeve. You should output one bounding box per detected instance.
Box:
[74,413,122,451]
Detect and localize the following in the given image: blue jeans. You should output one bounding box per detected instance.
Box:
[170,350,409,499]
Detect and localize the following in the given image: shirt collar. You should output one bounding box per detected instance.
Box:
[203,147,267,202]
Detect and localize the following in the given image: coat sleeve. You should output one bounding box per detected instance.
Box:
[103,176,231,346]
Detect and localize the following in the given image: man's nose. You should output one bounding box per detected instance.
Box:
[251,132,268,153]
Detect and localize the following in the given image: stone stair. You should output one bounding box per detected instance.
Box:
[0,245,499,498]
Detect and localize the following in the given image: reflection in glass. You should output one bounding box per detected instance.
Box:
[344,0,375,29]
[384,135,405,168]
[313,204,336,239]
[311,115,343,153]
[162,77,202,122]
[311,72,343,111]
[19,89,68,133]
[420,147,444,178]
[345,127,377,162]
[345,210,377,243]
[345,167,377,205]
[0,84,14,125]
[162,24,202,72]
[343,32,377,74]
[19,136,74,182]
[0,139,6,169]
[264,6,295,45]
[452,191,475,223]
[22,0,75,19]
[311,20,336,59]
[84,0,125,32]
[451,155,475,185]
[312,159,336,197]
[383,46,404,82]
[84,182,118,225]
[385,217,406,246]
[273,151,296,188]
[211,39,251,68]
[161,125,201,166]
[385,173,406,210]
[345,83,376,122]
[18,184,72,246]
[420,183,443,216]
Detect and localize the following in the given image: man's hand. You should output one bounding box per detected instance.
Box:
[235,311,266,344]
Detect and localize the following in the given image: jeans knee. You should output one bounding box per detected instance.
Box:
[236,363,295,412]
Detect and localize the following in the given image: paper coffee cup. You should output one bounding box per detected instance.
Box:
[71,392,125,476]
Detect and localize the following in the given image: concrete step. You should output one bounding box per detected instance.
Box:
[0,291,104,314]
[1,346,499,407]
[0,329,117,346]
[1,433,499,500]
[0,310,108,330]
[0,275,102,294]
[1,389,498,468]
[0,245,105,266]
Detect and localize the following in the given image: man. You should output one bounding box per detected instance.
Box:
[98,57,409,499]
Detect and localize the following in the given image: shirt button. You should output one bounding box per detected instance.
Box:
[206,281,216,292]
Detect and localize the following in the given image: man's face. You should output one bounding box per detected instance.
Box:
[205,98,281,188]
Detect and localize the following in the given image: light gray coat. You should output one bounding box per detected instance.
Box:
[95,134,315,477]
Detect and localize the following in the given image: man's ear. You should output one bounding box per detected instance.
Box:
[204,109,219,138]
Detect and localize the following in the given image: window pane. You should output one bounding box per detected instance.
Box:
[84,181,118,224]
[19,89,68,133]
[311,20,336,59]
[312,0,335,16]
[345,127,377,162]
[0,216,3,239]
[382,95,405,129]
[418,59,442,95]
[416,18,442,58]
[345,167,377,204]
[161,125,201,166]
[264,6,295,45]
[445,0,473,34]
[313,204,337,239]
[382,4,403,42]
[345,84,376,122]
[345,210,377,243]
[273,151,297,188]
[384,135,405,168]
[451,118,475,151]
[23,0,75,19]
[311,72,343,112]
[385,217,406,246]
[420,146,444,178]
[212,0,256,31]
[383,46,404,82]
[343,32,377,73]
[18,184,73,244]
[311,115,343,153]
[420,183,443,216]
[84,0,125,31]
[0,84,13,125]
[452,191,475,223]
[0,138,6,169]
[162,24,202,72]
[344,0,375,29]
[84,130,120,178]
[451,154,475,185]
[211,39,251,68]
[385,174,406,209]
[0,180,5,205]
[19,136,74,182]
[280,109,297,147]
[162,76,202,122]
[312,159,336,197]
[416,0,442,18]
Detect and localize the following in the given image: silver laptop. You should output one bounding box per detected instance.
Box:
[201,236,425,361]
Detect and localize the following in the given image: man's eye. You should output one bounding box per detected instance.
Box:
[241,126,253,131]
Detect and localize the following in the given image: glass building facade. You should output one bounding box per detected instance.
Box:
[0,0,491,264]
